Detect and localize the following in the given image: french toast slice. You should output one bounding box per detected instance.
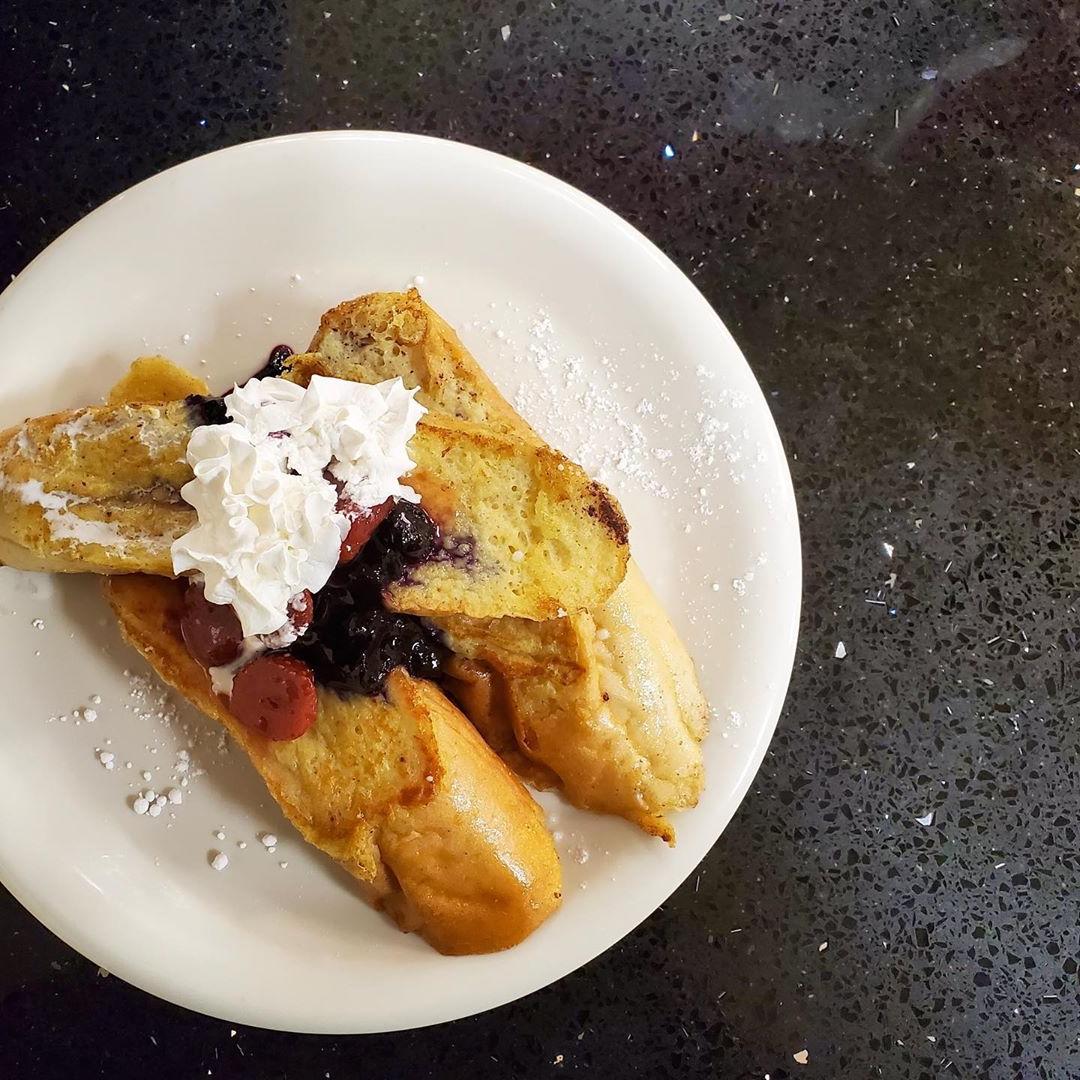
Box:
[0,373,629,620]
[102,358,562,954]
[395,412,627,619]
[438,563,707,841]
[310,290,709,838]
[281,351,627,619]
[0,359,219,574]
[108,574,562,954]
[0,393,194,575]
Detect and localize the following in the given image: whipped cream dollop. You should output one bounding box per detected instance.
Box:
[171,375,425,637]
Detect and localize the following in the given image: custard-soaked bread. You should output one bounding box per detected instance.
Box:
[106,574,562,954]
[0,393,196,575]
[439,563,707,842]
[106,355,210,405]
[0,359,217,574]
[391,413,626,620]
[310,290,708,838]
[312,289,525,432]
[0,376,628,620]
[283,349,628,619]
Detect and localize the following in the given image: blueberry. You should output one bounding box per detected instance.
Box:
[407,638,445,680]
[185,394,229,426]
[379,549,407,584]
[283,496,446,695]
[254,344,294,380]
[383,503,438,560]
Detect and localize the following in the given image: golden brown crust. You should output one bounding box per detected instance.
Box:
[442,655,561,790]
[0,396,196,576]
[312,289,527,433]
[106,355,210,403]
[586,480,630,548]
[0,360,628,619]
[439,563,709,843]
[372,681,562,954]
[85,355,564,954]
[105,574,562,952]
[0,355,209,576]
[311,290,707,839]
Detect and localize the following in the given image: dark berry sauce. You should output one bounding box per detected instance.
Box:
[184,393,230,427]
[184,345,297,429]
[184,346,445,699]
[254,344,295,380]
[291,502,447,695]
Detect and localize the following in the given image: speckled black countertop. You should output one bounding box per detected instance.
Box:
[2,3,1079,1078]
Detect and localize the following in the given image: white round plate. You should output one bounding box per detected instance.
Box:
[0,132,799,1033]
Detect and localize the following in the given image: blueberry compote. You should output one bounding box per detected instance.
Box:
[292,502,448,695]
[254,344,295,380]
[184,392,229,426]
[183,344,448,699]
[184,344,296,427]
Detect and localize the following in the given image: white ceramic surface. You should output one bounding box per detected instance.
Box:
[0,131,800,1033]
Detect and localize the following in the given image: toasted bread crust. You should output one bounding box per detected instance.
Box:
[312,290,707,839]
[440,563,708,842]
[313,289,527,433]
[106,574,562,953]
[0,361,628,619]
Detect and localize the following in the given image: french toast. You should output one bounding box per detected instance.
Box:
[103,358,562,954]
[438,563,707,841]
[108,574,562,954]
[310,290,708,838]
[0,380,629,621]
[0,396,194,575]
[0,286,709,955]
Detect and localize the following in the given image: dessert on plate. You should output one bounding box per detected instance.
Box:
[310,293,709,841]
[0,290,708,953]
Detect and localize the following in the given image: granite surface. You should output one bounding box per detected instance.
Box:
[2,1,1079,1077]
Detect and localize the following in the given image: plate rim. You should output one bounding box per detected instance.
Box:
[0,129,802,1033]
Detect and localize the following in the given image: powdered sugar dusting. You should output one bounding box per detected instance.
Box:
[481,308,761,520]
[509,315,673,499]
[3,551,291,882]
[467,304,775,660]
[6,479,134,551]
[462,301,788,741]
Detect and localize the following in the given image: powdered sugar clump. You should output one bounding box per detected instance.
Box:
[49,667,228,836]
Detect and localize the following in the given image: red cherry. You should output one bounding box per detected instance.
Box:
[230,654,317,741]
[180,583,244,668]
[337,497,393,564]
